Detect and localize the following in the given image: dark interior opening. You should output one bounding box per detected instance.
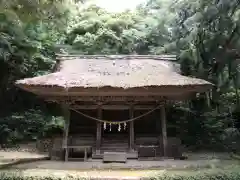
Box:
[102,110,129,135]
[70,110,96,134]
[134,109,159,135]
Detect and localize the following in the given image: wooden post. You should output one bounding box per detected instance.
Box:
[84,148,87,162]
[96,106,102,155]
[62,104,70,161]
[156,111,161,147]
[129,105,135,152]
[205,91,211,108]
[161,106,167,157]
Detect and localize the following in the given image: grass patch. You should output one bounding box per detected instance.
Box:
[150,169,240,180]
[1,166,240,180]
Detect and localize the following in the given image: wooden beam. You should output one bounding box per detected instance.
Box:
[129,105,135,152]
[44,94,195,103]
[70,105,159,110]
[62,104,70,161]
[33,86,204,97]
[96,106,102,155]
[161,106,167,157]
[45,95,165,103]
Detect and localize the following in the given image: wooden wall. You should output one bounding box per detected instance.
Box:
[69,108,178,137]
[134,110,159,134]
[69,110,96,135]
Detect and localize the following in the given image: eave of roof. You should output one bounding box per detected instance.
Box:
[15,54,213,95]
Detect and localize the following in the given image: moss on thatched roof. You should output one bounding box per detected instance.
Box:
[15,54,212,90]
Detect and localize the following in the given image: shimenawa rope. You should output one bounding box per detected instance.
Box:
[63,82,161,124]
[68,104,162,124]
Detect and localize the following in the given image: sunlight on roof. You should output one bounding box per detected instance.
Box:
[94,0,146,12]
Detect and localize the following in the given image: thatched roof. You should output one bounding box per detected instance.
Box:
[15,54,212,91]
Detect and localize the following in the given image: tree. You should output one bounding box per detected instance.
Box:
[64,5,146,54]
[0,0,77,143]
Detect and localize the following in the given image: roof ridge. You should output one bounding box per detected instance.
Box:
[55,54,177,61]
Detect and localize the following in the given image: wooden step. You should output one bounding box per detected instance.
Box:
[102,144,128,146]
[100,146,128,150]
[102,146,128,148]
[103,152,127,163]
[102,142,128,145]
[100,149,128,152]
[102,139,128,142]
[101,143,128,145]
[92,151,138,159]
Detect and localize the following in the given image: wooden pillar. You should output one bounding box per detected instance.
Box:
[129,105,135,152]
[96,106,102,155]
[161,106,167,157]
[62,104,70,161]
[205,91,211,108]
[156,111,161,145]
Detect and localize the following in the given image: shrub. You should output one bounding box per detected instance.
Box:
[0,172,85,180]
[221,128,240,153]
[0,109,64,146]
[148,169,240,180]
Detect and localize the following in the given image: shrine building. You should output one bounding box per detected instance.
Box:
[15,54,212,162]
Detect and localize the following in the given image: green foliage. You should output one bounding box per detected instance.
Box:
[222,128,240,153]
[151,171,240,180]
[169,0,240,94]
[64,4,172,55]
[0,0,240,152]
[0,0,72,23]
[65,6,143,54]
[0,172,85,180]
[0,0,75,144]
[0,110,64,146]
[154,0,240,149]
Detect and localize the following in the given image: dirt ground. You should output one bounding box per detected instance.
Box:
[0,147,238,179]
[10,158,231,170]
[3,169,161,179]
[0,151,47,164]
